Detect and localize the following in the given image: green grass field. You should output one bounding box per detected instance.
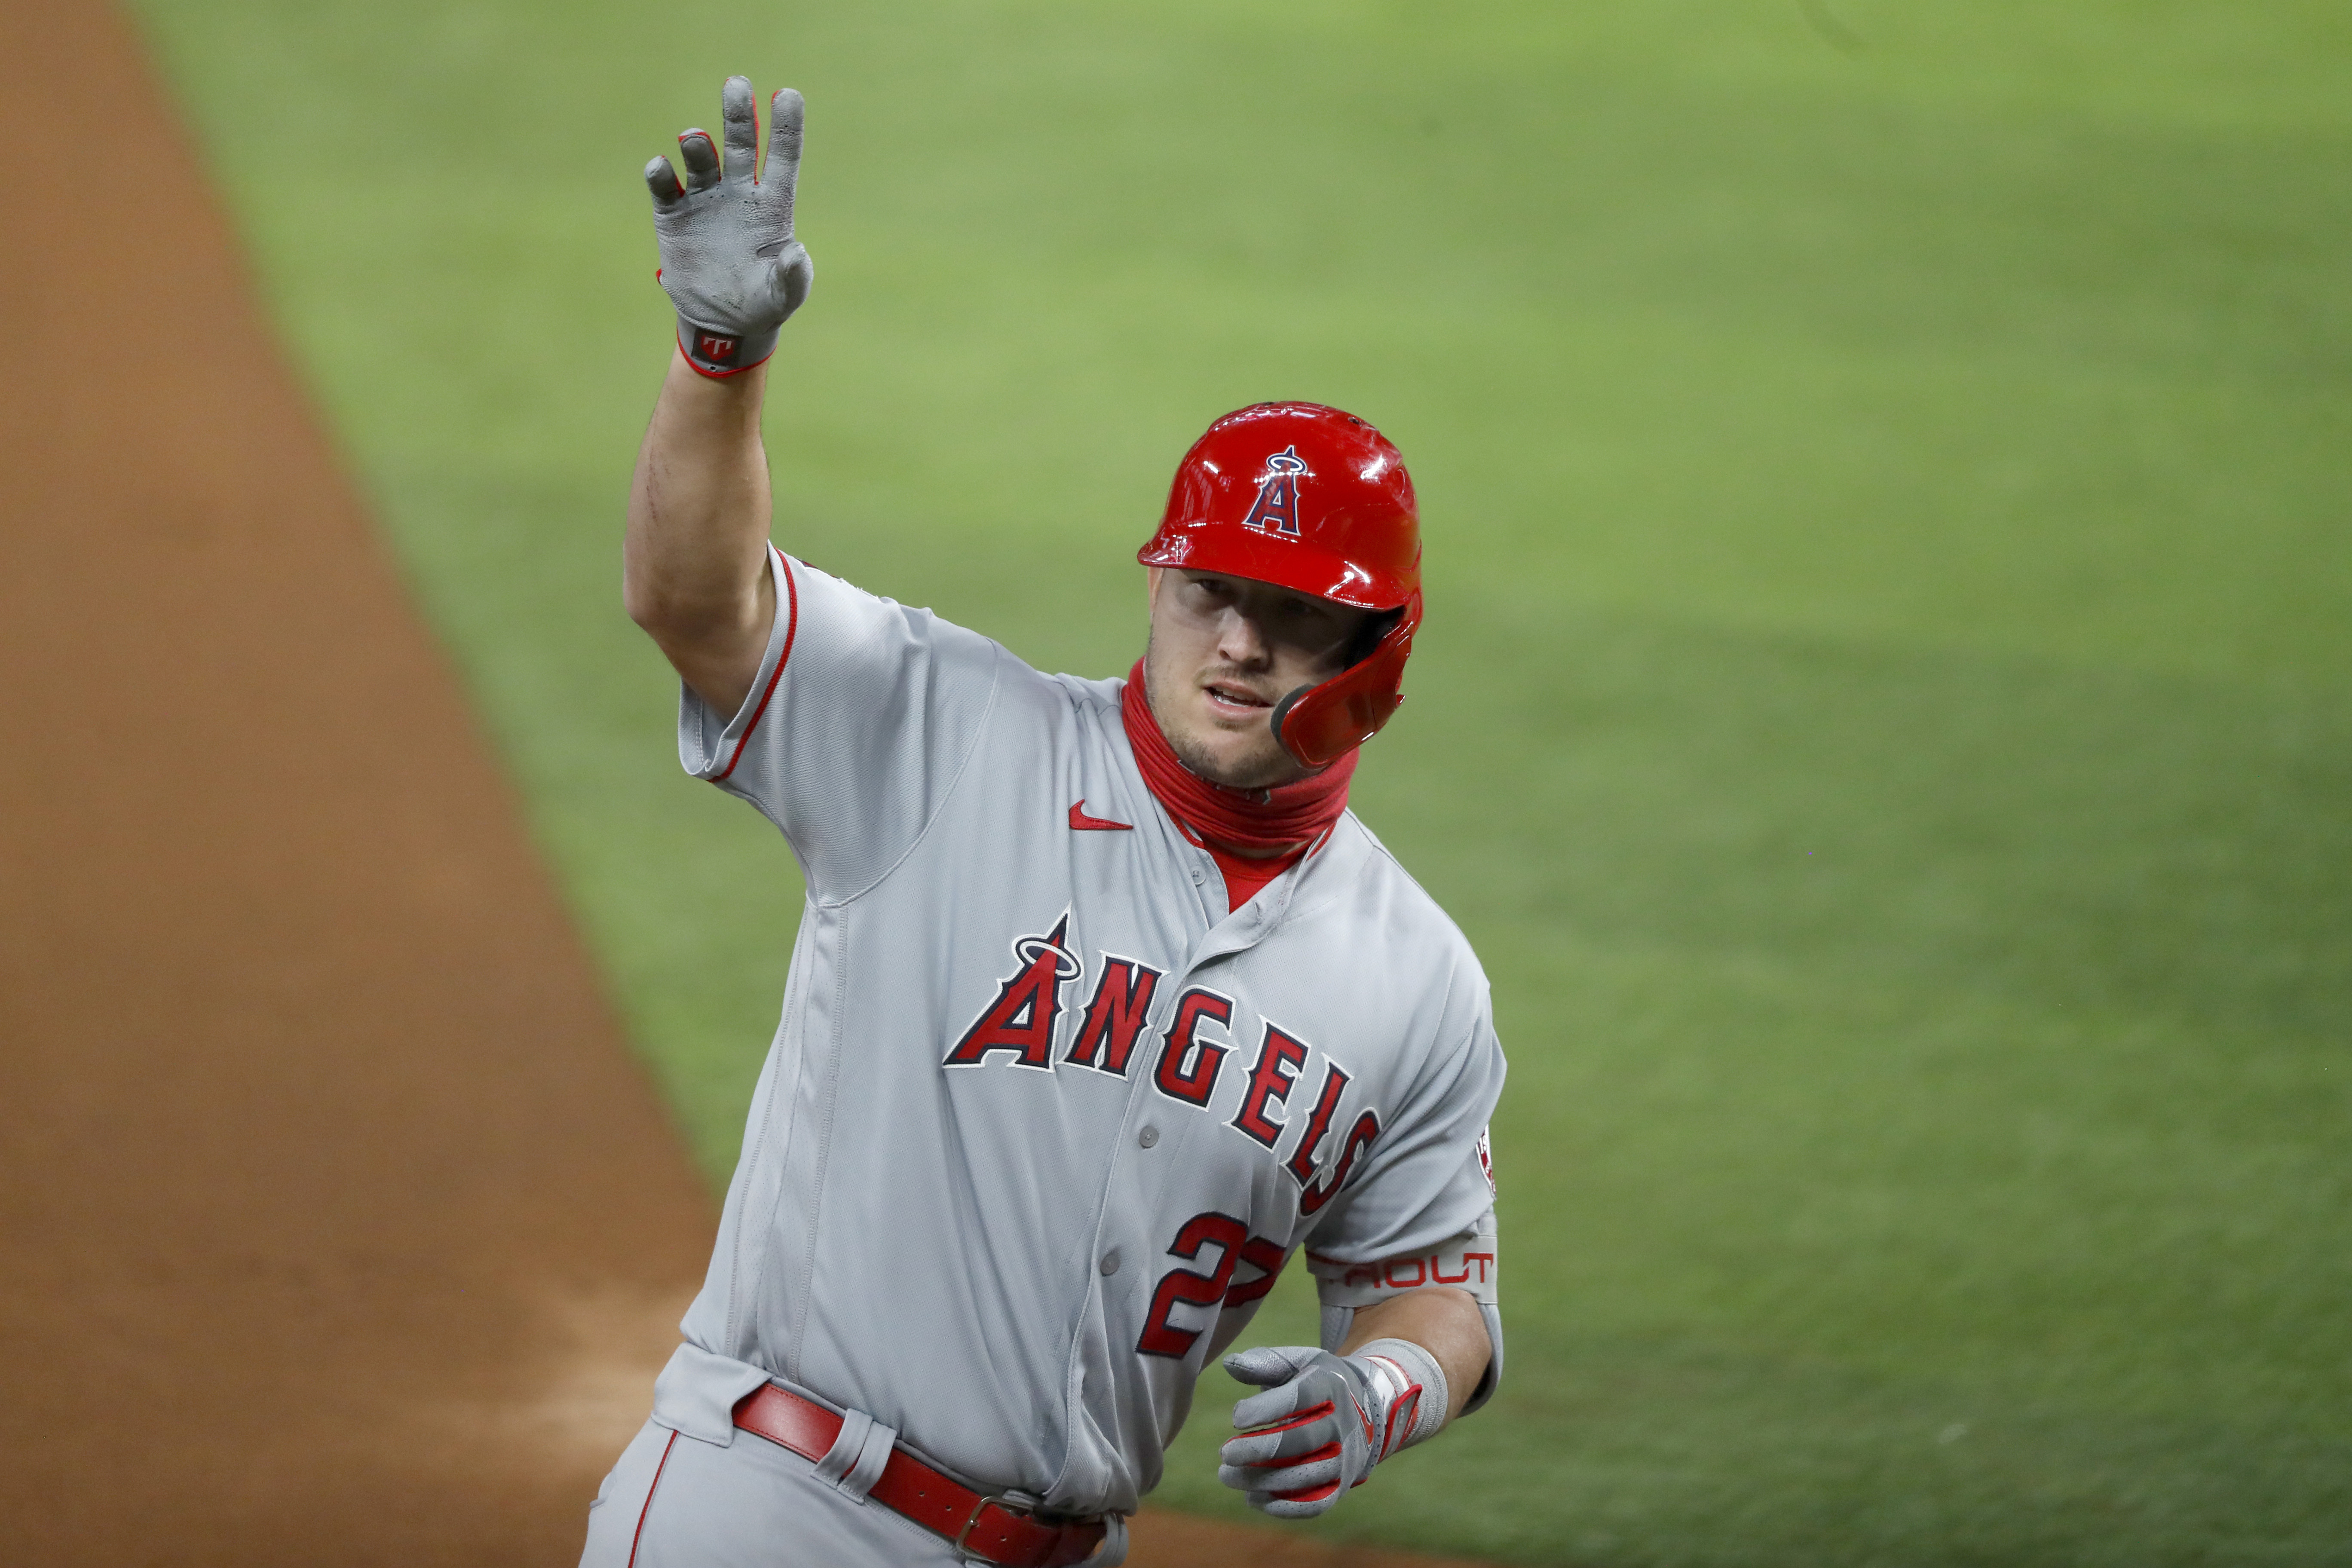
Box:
[131,2,2351,1562]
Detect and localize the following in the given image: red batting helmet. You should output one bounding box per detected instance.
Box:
[1136,402,1422,769]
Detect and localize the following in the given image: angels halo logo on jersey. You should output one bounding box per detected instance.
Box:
[942,914,1081,1072]
[1240,445,1309,537]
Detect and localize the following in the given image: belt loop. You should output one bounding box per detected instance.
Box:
[839,1414,897,1501]
[814,1407,871,1487]
[1088,1513,1130,1565]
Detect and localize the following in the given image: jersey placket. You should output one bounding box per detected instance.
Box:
[1073,832,1321,1375]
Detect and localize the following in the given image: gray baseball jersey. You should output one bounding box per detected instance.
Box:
[643,548,1505,1521]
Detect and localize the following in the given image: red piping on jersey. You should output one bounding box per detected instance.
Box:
[626,1428,680,1567]
[713,548,799,782]
[1119,658,1354,854]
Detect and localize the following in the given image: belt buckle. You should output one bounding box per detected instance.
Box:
[952,1491,1020,1564]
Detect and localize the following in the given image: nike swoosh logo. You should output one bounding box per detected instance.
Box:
[1069,801,1133,832]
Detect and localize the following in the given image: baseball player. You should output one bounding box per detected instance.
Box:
[582,77,1506,1567]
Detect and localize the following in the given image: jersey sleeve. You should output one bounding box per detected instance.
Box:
[677,548,1008,900]
[1303,981,1508,1415]
[1303,984,1504,1268]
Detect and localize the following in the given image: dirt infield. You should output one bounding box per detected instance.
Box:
[0,2,717,1561]
[0,5,1489,1564]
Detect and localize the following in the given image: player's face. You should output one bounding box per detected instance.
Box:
[1144,568,1373,790]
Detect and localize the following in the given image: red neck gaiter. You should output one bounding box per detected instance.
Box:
[1120,659,1357,854]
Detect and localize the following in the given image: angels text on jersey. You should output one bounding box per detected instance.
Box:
[942,911,1383,1220]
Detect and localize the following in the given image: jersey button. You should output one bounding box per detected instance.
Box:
[1138,1126,1159,1149]
[1099,1250,1121,1277]
[1189,868,1205,885]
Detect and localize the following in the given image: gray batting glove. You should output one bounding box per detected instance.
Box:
[1217,1345,1427,1519]
[644,75,813,377]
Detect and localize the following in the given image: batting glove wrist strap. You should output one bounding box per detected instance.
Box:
[674,315,779,379]
[1351,1336,1449,1452]
[1216,1341,1443,1519]
[645,76,814,380]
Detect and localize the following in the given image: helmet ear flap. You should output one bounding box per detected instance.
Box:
[1348,604,1406,665]
[1271,594,1421,769]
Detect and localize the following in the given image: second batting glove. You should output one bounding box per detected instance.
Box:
[1217,1341,1448,1519]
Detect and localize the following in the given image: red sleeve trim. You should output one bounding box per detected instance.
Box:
[713,547,798,783]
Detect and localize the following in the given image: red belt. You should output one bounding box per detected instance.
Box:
[731,1383,1107,1568]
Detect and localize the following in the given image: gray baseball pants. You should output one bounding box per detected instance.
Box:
[580,1416,967,1567]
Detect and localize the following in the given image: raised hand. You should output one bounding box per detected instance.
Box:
[645,75,814,377]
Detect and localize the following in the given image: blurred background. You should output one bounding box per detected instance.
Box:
[31,0,2352,1562]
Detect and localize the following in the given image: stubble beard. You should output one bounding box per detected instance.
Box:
[1142,635,1296,792]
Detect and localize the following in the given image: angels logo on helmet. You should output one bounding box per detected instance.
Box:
[1240,445,1309,537]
